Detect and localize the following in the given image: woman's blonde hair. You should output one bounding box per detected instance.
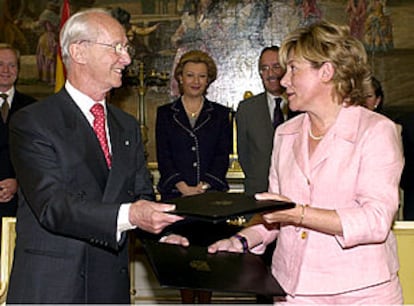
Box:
[279,20,372,105]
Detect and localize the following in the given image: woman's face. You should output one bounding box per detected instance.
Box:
[179,62,209,98]
[280,51,322,112]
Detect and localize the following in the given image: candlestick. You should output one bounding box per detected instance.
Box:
[229,109,241,171]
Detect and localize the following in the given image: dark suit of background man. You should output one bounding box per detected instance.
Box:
[6,8,182,304]
[398,111,414,220]
[0,44,36,228]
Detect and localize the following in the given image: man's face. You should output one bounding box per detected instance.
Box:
[81,14,132,94]
[259,50,285,96]
[0,49,18,92]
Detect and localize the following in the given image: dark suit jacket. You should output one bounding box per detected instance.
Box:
[7,89,154,303]
[236,92,298,195]
[0,89,36,217]
[398,112,414,220]
[156,97,232,200]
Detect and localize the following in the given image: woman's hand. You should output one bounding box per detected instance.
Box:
[207,236,245,254]
[159,234,190,247]
[176,181,206,196]
[255,192,300,225]
[255,192,291,202]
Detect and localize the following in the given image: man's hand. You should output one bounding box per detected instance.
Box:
[0,178,17,203]
[128,199,183,234]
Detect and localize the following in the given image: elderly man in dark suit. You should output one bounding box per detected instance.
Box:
[6,9,182,304]
[0,44,36,222]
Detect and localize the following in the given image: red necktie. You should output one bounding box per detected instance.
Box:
[90,103,111,168]
[273,97,284,129]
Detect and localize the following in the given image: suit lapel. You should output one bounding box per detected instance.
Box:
[255,95,274,139]
[103,106,130,201]
[59,91,109,190]
[291,118,310,180]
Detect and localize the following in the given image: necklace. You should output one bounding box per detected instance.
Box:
[308,128,324,141]
[183,98,203,118]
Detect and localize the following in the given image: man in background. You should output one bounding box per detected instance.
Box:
[6,9,182,304]
[0,44,36,225]
[237,46,297,196]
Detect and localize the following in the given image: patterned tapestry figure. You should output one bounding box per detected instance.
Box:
[346,0,367,40]
[364,0,393,52]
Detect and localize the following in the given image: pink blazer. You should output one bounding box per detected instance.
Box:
[251,106,404,295]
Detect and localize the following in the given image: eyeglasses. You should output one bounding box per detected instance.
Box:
[81,40,135,56]
[259,64,283,74]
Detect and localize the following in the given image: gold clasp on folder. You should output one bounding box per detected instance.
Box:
[226,216,247,226]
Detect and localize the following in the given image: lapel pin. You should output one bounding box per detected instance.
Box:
[125,140,130,146]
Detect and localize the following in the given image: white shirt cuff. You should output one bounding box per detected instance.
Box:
[117,203,136,241]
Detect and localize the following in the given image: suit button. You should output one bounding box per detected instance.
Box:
[191,146,196,151]
[307,179,311,186]
[120,267,128,274]
[301,231,308,239]
[193,162,197,167]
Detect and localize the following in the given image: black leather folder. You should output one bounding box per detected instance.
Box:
[142,239,286,296]
[166,191,295,223]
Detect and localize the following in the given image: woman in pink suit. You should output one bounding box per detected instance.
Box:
[208,20,404,304]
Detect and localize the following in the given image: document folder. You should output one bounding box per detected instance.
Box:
[167,191,295,223]
[142,239,286,297]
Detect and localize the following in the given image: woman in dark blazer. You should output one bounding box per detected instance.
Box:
[155,50,232,303]
[156,50,231,201]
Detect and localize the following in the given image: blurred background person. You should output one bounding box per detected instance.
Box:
[208,20,403,304]
[155,49,231,303]
[399,111,414,220]
[364,76,384,113]
[0,43,36,237]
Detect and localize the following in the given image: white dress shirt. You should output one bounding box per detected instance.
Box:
[266,92,288,121]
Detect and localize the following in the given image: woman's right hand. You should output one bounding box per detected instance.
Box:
[207,236,244,254]
[176,181,206,196]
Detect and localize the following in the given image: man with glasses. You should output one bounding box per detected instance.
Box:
[6,8,182,304]
[237,46,297,197]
